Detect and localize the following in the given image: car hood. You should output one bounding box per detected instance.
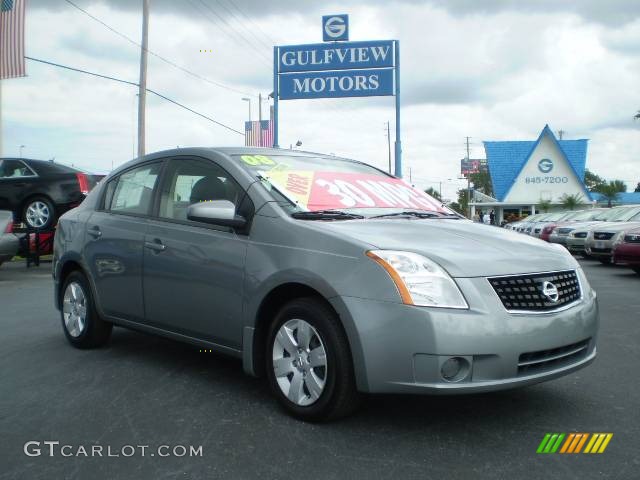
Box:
[591,221,640,233]
[317,218,577,277]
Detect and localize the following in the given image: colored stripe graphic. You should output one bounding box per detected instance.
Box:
[537,433,613,454]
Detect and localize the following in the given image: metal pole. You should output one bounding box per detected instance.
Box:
[273,46,279,148]
[466,136,471,218]
[137,0,149,158]
[0,80,3,157]
[386,121,391,174]
[258,93,262,123]
[394,40,402,177]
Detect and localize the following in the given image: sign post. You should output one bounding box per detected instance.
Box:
[272,15,402,177]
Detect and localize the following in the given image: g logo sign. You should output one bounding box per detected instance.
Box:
[538,158,554,174]
[323,15,349,41]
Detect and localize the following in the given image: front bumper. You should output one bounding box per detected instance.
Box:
[549,233,570,245]
[585,239,615,258]
[566,237,587,253]
[0,234,20,261]
[331,276,598,394]
[613,244,640,266]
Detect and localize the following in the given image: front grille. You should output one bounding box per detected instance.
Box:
[534,228,541,234]
[590,247,611,254]
[558,228,573,235]
[518,339,590,376]
[488,270,581,312]
[624,234,640,244]
[593,232,614,240]
[573,232,588,238]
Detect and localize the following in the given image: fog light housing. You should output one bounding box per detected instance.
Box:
[441,356,470,382]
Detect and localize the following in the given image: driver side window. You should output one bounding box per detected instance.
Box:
[158,158,252,223]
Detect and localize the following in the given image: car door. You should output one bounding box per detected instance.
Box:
[84,161,163,321]
[142,156,252,349]
[0,159,37,213]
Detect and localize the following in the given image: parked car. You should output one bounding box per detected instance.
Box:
[529,211,574,238]
[505,213,542,231]
[53,148,599,421]
[539,210,587,242]
[0,158,100,230]
[613,227,640,275]
[566,206,639,256]
[0,210,20,267]
[584,212,640,264]
[548,208,608,245]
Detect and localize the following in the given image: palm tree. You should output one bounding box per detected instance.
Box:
[596,180,626,207]
[424,187,441,200]
[635,110,640,121]
[537,199,552,213]
[559,193,583,210]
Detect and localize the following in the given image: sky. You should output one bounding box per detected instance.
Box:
[2,0,640,201]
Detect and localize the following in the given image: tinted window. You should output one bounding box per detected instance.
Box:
[0,159,35,178]
[158,158,251,222]
[109,163,161,215]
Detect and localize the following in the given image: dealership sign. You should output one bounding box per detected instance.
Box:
[272,15,403,176]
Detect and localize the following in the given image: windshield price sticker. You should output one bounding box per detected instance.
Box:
[262,171,450,213]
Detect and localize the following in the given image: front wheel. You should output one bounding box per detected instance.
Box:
[633,267,640,275]
[266,297,361,422]
[61,271,112,348]
[598,257,612,265]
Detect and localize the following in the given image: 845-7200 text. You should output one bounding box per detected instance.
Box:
[525,176,569,184]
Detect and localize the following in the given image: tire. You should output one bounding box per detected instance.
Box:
[633,267,640,275]
[22,196,56,230]
[265,297,361,422]
[60,271,112,348]
[598,258,612,265]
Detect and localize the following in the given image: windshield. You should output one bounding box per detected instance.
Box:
[233,153,454,217]
[612,206,640,221]
[570,209,600,221]
[594,208,623,221]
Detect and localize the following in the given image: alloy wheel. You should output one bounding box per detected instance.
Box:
[272,319,327,406]
[62,282,87,337]
[25,201,50,228]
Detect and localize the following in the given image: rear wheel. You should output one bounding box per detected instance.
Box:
[61,271,112,348]
[598,257,612,265]
[266,297,361,422]
[22,197,55,230]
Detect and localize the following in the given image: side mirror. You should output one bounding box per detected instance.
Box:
[187,200,246,229]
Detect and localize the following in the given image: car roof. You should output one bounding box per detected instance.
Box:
[1,157,81,174]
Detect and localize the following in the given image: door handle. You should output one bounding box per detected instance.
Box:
[87,226,102,239]
[144,239,166,253]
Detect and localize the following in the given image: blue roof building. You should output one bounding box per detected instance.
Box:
[471,125,595,222]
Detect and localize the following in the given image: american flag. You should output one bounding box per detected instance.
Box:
[245,105,274,147]
[1,0,26,79]
[244,119,274,147]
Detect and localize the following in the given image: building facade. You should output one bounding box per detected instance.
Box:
[471,125,593,223]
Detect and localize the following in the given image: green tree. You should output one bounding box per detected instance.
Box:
[424,187,441,200]
[634,182,640,193]
[634,110,640,121]
[456,189,470,217]
[537,199,552,213]
[447,201,464,215]
[584,169,606,192]
[469,171,494,198]
[559,193,583,210]
[596,180,627,207]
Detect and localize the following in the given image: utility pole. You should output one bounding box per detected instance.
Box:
[385,121,392,174]
[137,0,149,158]
[258,94,263,123]
[0,81,3,157]
[466,136,471,218]
[409,167,412,183]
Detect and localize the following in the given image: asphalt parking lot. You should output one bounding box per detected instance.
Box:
[1,259,638,480]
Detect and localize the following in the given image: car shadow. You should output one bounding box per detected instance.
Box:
[98,326,576,430]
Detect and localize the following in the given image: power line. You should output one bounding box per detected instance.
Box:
[62,0,256,98]
[26,56,245,136]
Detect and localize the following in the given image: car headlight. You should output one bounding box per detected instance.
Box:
[576,267,594,297]
[366,250,468,309]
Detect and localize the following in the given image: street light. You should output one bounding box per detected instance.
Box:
[241,97,252,122]
[19,145,25,158]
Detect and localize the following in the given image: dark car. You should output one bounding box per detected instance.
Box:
[0,158,100,229]
[613,227,640,275]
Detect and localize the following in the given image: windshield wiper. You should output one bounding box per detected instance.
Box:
[369,211,443,220]
[291,210,365,220]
